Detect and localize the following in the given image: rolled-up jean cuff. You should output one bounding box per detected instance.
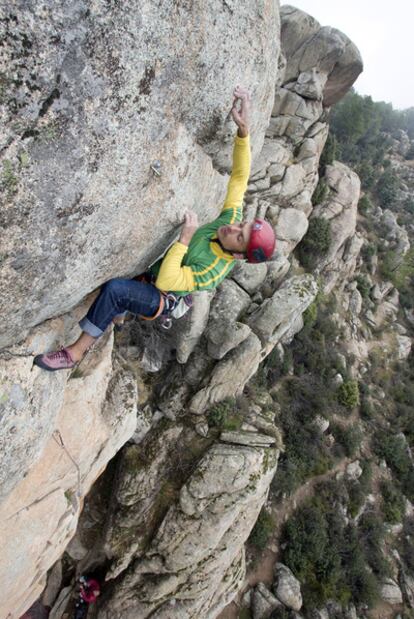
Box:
[79,317,103,338]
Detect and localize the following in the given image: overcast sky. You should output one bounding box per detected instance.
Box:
[282,0,413,110]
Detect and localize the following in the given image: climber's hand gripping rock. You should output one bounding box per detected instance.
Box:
[231,85,250,138]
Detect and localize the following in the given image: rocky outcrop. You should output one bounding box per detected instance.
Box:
[381,209,410,256]
[280,5,363,106]
[246,6,362,287]
[98,434,279,618]
[313,161,362,292]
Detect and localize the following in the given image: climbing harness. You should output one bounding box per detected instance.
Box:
[135,273,193,330]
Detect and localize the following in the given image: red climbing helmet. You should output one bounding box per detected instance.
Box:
[246,218,276,263]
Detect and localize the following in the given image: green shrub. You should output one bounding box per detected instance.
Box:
[207,398,241,430]
[358,512,391,577]
[298,217,332,270]
[356,161,377,190]
[376,430,414,501]
[403,198,414,214]
[402,519,414,571]
[374,431,412,481]
[1,159,18,196]
[337,380,360,409]
[358,195,373,214]
[355,275,371,300]
[311,178,329,206]
[303,301,318,328]
[281,484,383,609]
[248,508,274,550]
[318,132,337,173]
[380,479,405,523]
[331,423,362,457]
[360,396,374,419]
[361,242,376,260]
[270,608,291,619]
[406,143,414,160]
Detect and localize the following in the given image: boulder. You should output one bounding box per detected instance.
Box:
[189,333,263,414]
[248,274,318,348]
[348,289,363,316]
[49,587,73,619]
[264,255,291,294]
[274,563,303,611]
[313,415,330,434]
[231,262,268,294]
[220,430,277,447]
[400,570,414,607]
[381,579,403,604]
[207,321,252,360]
[371,281,394,302]
[208,279,251,326]
[103,424,184,580]
[295,68,328,100]
[346,461,362,481]
[275,207,309,255]
[252,582,282,619]
[313,162,361,292]
[176,290,214,364]
[396,334,412,360]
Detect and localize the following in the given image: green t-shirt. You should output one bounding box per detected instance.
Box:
[150,204,242,295]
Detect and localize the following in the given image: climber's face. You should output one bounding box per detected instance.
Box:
[217,221,253,256]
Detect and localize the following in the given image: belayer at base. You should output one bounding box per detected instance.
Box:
[34,86,276,372]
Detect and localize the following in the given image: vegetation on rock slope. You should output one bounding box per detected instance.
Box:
[245,93,414,617]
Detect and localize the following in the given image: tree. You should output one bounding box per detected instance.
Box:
[376,170,399,207]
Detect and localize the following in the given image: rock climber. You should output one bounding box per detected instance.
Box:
[79,575,100,604]
[73,576,100,618]
[34,85,276,372]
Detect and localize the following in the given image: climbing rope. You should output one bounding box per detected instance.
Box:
[53,429,82,499]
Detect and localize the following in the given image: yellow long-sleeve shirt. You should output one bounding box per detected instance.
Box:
[152,134,251,295]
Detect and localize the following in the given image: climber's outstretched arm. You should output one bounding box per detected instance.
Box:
[222,86,251,213]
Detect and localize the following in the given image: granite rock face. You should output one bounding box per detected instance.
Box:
[0,3,366,617]
[0,334,138,618]
[0,0,280,348]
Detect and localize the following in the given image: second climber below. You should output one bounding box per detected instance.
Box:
[34,85,276,372]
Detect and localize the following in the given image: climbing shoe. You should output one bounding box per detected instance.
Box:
[34,347,76,372]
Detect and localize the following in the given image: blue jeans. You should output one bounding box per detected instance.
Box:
[79,278,161,337]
